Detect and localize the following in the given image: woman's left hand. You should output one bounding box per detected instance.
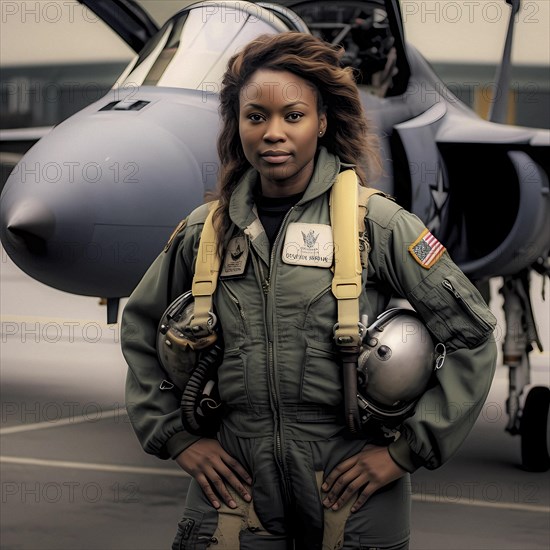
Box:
[321,444,406,513]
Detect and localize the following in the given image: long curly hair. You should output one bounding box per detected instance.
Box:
[211,31,379,246]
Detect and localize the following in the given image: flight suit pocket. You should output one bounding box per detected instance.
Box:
[172,509,206,550]
[217,281,247,347]
[409,262,496,349]
[217,348,252,408]
[301,340,342,407]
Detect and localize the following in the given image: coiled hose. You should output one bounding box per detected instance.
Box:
[181,344,223,435]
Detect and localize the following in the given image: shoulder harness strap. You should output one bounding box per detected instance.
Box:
[330,172,385,347]
[330,170,385,434]
[190,200,221,336]
[189,180,384,341]
[330,171,363,348]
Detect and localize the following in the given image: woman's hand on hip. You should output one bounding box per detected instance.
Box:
[175,438,252,510]
[321,444,406,513]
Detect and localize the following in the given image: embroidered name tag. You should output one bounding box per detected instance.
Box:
[282,223,333,267]
[220,235,249,278]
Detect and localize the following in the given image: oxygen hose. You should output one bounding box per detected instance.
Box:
[181,344,223,435]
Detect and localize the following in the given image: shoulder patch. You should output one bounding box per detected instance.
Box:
[164,219,187,253]
[408,228,445,269]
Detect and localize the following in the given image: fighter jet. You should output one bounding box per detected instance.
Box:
[1,0,549,471]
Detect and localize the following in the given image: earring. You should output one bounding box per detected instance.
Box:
[319,131,323,136]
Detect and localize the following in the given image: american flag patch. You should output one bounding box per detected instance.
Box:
[408,229,445,269]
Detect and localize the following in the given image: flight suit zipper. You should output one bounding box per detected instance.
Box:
[258,207,296,505]
[261,206,294,295]
[268,340,284,475]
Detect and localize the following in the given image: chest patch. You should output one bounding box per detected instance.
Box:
[220,235,249,278]
[282,223,334,268]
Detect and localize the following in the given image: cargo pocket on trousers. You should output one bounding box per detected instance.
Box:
[172,509,206,550]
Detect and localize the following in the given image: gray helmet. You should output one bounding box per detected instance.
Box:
[357,308,446,426]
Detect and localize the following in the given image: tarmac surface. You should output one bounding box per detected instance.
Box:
[1,245,549,550]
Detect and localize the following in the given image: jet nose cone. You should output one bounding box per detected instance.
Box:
[5,200,55,253]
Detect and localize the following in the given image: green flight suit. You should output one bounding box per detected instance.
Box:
[121,147,497,549]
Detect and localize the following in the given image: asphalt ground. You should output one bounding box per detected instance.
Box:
[1,246,549,550]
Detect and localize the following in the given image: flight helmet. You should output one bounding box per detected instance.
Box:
[357,308,446,427]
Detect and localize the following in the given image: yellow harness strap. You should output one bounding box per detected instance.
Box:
[191,201,221,335]
[330,171,385,433]
[190,177,382,343]
[330,174,385,344]
[330,170,363,348]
